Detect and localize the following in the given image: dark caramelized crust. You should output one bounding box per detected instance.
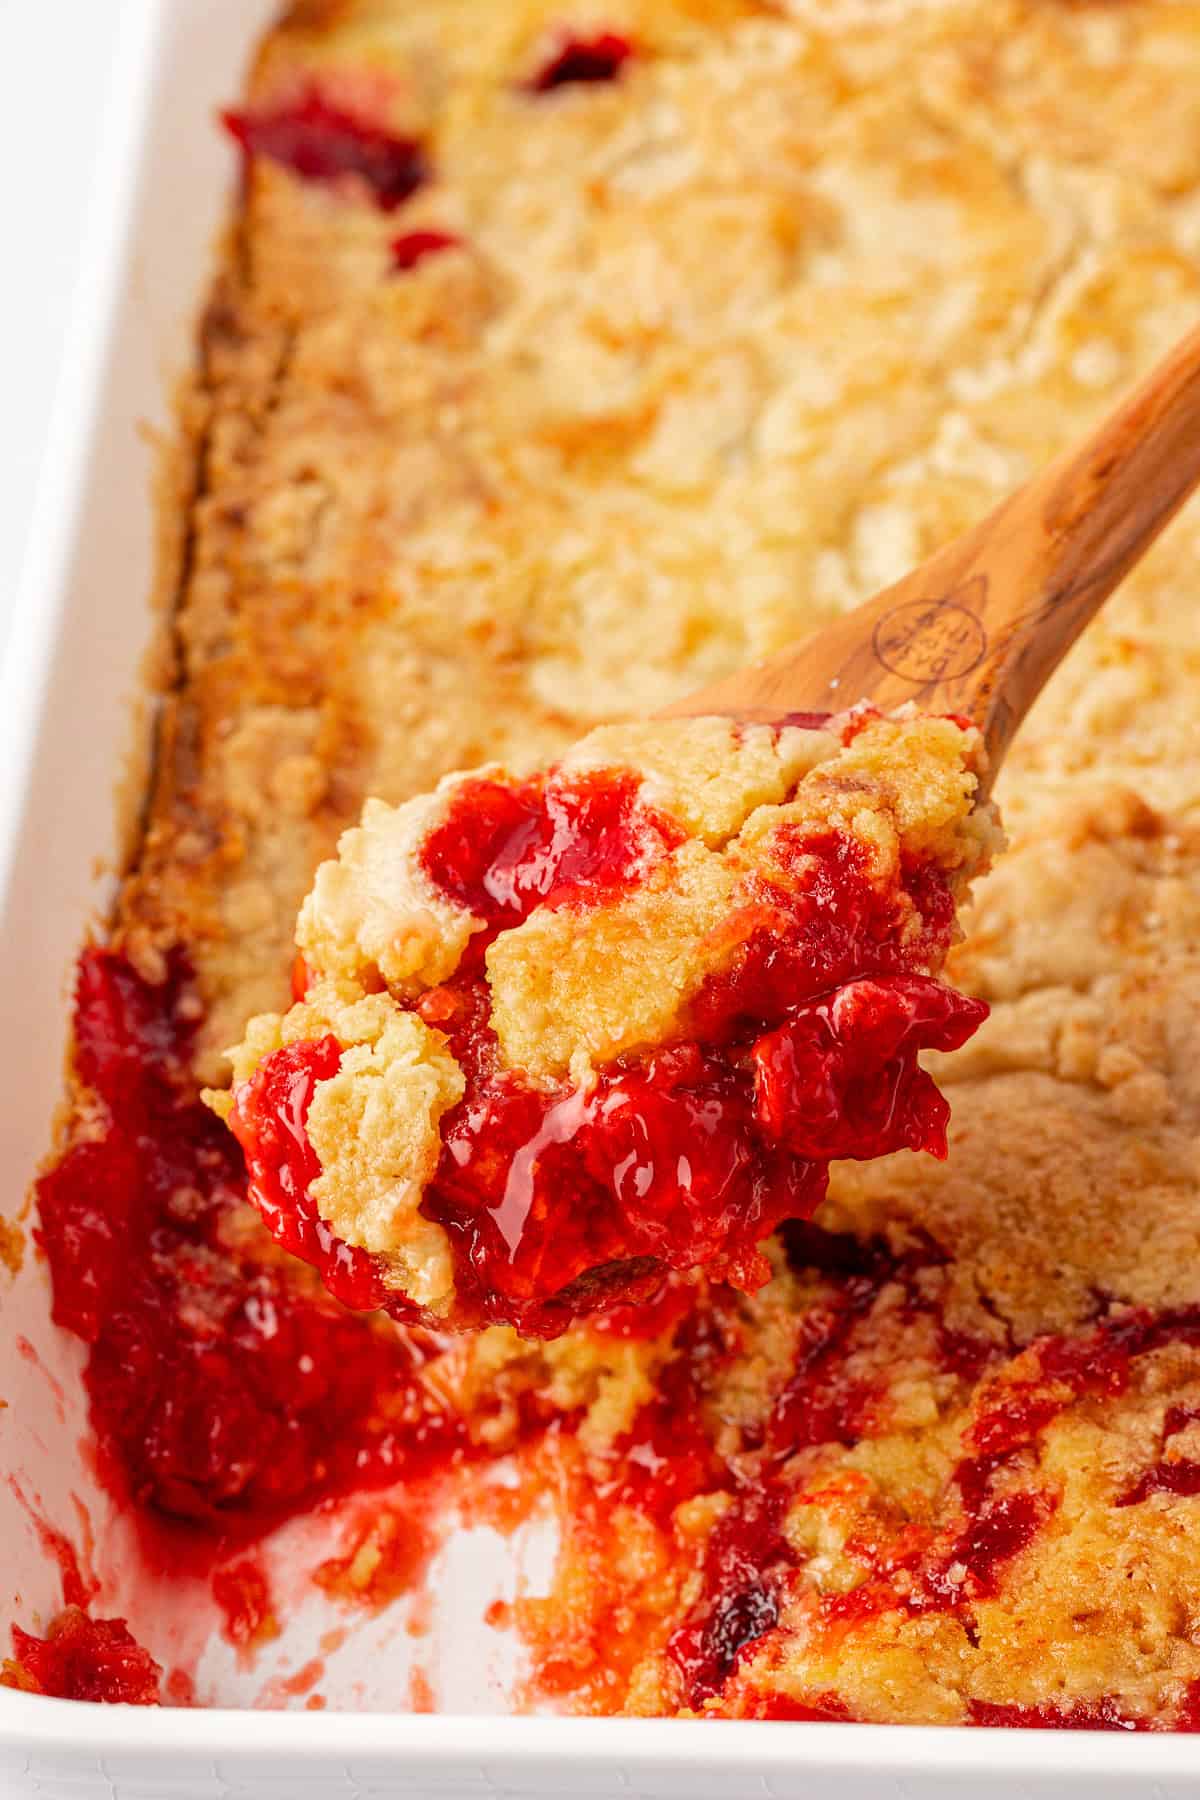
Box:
[20,0,1200,1724]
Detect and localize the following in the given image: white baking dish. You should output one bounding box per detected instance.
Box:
[2,3,1200,1794]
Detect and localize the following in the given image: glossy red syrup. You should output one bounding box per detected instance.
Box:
[925,1490,1053,1603]
[233,760,986,1336]
[521,1225,1009,1714]
[4,1610,161,1705]
[35,950,469,1530]
[223,92,427,211]
[1121,1459,1200,1505]
[564,1220,1037,1711]
[228,1035,397,1318]
[529,32,633,91]
[771,1237,1055,1637]
[27,848,1192,1722]
[391,229,461,271]
[588,1272,698,1342]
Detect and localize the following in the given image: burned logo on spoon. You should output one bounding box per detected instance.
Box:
[872,580,989,684]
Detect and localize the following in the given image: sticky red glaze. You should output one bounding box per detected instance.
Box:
[587,1272,698,1342]
[32,750,992,1708]
[5,1610,161,1705]
[818,1489,1055,1638]
[643,1226,1039,1694]
[1119,1459,1200,1507]
[586,1227,1032,1710]
[427,1037,830,1333]
[233,760,985,1337]
[528,32,633,91]
[29,817,1193,1723]
[391,229,461,270]
[223,92,427,211]
[769,1238,886,1451]
[924,1490,1054,1604]
[523,1216,1076,1713]
[969,1698,1147,1731]
[30,949,1183,1718]
[35,951,469,1530]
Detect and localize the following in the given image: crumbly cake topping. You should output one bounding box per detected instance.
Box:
[297,791,480,993]
[19,0,1200,1727]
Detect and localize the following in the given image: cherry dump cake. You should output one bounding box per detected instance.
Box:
[10,0,1200,1728]
[216,710,995,1334]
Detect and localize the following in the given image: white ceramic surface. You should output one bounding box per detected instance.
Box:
[1,3,1199,1794]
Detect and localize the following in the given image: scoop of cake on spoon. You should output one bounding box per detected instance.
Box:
[214,320,1200,1338]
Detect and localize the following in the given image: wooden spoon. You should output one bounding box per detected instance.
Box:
[660,322,1200,788]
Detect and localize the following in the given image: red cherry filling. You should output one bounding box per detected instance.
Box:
[421,769,682,931]
[752,974,982,1161]
[969,1699,1147,1732]
[230,760,986,1337]
[222,91,427,211]
[667,1484,793,1705]
[4,1610,161,1705]
[34,950,470,1533]
[391,228,461,270]
[528,32,633,92]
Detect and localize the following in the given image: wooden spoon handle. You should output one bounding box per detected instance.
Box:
[663,321,1200,785]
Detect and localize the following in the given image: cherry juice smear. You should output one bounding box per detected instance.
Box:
[35,950,470,1533]
[223,90,427,211]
